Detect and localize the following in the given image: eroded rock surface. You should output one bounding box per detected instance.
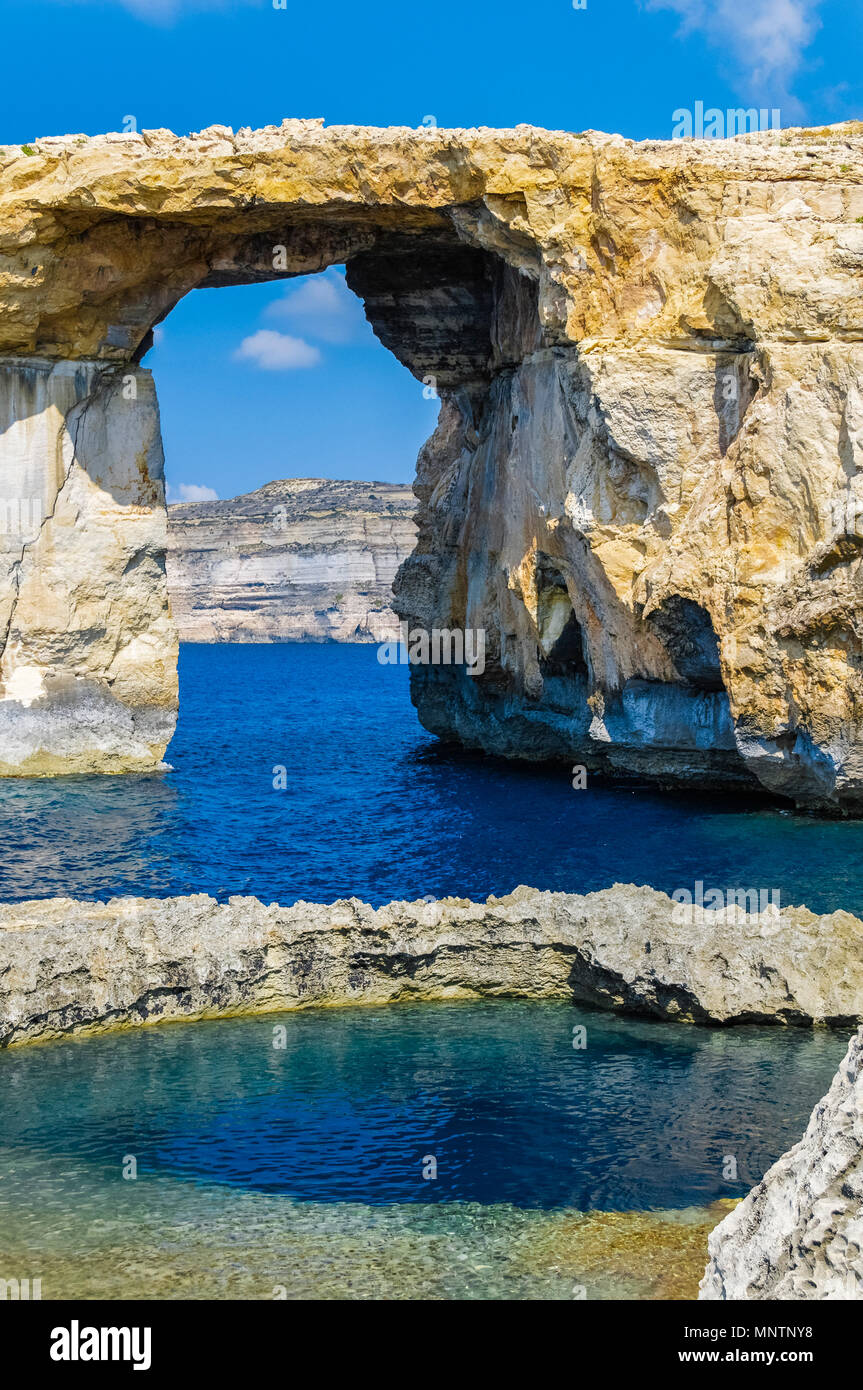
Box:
[2,120,863,798]
[701,1027,863,1300]
[0,357,176,774]
[2,883,863,1046]
[166,478,415,642]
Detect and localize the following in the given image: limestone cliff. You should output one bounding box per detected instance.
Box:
[165,478,415,642]
[0,358,176,775]
[2,119,863,801]
[701,1027,863,1300]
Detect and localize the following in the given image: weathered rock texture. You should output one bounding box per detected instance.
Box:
[166,477,415,642]
[2,883,863,1047]
[3,119,863,801]
[0,357,176,773]
[701,1027,863,1300]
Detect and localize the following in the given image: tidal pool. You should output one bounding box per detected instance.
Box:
[0,1001,848,1300]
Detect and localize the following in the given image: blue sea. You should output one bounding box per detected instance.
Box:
[2,642,863,911]
[0,644,857,1299]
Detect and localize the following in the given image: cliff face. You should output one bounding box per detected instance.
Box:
[166,478,415,642]
[701,1027,863,1300]
[389,145,863,809]
[0,358,176,775]
[2,119,863,797]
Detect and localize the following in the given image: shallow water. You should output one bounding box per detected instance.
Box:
[0,1002,849,1299]
[0,644,856,1300]
[0,1151,731,1301]
[1,643,863,913]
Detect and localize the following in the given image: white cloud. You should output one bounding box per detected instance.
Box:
[264,268,369,343]
[233,330,322,370]
[646,0,823,111]
[167,483,220,503]
[47,0,263,22]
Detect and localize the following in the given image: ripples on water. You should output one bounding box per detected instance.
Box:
[1,643,862,911]
[0,1003,849,1298]
[0,644,856,1298]
[1,1002,845,1209]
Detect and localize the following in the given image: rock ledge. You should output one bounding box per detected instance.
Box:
[2,883,862,1047]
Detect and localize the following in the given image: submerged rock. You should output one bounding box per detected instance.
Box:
[0,1180,734,1301]
[1,884,862,1046]
[701,1028,863,1300]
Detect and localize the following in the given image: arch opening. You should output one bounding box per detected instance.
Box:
[647,596,725,693]
[152,267,432,644]
[0,208,523,775]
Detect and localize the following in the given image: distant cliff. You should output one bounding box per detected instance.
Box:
[166,478,416,642]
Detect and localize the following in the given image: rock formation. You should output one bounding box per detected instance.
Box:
[166,478,415,642]
[2,119,863,804]
[701,1027,863,1299]
[2,883,863,1047]
[0,359,176,774]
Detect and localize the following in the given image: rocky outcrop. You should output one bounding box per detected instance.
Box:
[2,883,863,1047]
[166,478,415,642]
[0,357,176,774]
[3,120,863,800]
[701,1028,863,1300]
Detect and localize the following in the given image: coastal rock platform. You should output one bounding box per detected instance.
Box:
[2,883,862,1047]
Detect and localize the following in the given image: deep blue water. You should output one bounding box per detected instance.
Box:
[0,1002,847,1210]
[2,642,863,911]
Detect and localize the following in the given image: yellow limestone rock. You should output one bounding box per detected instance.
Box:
[0,120,862,802]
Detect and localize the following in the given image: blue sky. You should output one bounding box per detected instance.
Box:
[1,0,860,499]
[148,272,440,499]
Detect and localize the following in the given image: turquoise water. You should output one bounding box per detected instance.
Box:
[0,1003,845,1210]
[0,1003,848,1299]
[1,643,862,912]
[0,643,857,1299]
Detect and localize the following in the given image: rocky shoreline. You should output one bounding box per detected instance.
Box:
[701,1027,863,1300]
[2,883,863,1048]
[2,882,862,1299]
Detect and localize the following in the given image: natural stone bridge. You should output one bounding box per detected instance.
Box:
[1,118,863,808]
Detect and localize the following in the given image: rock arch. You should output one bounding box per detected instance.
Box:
[1,119,863,808]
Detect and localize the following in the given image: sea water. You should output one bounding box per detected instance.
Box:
[1,643,862,912]
[0,644,857,1299]
[0,1002,847,1299]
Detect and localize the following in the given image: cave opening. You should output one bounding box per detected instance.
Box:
[535,554,589,680]
[647,595,725,692]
